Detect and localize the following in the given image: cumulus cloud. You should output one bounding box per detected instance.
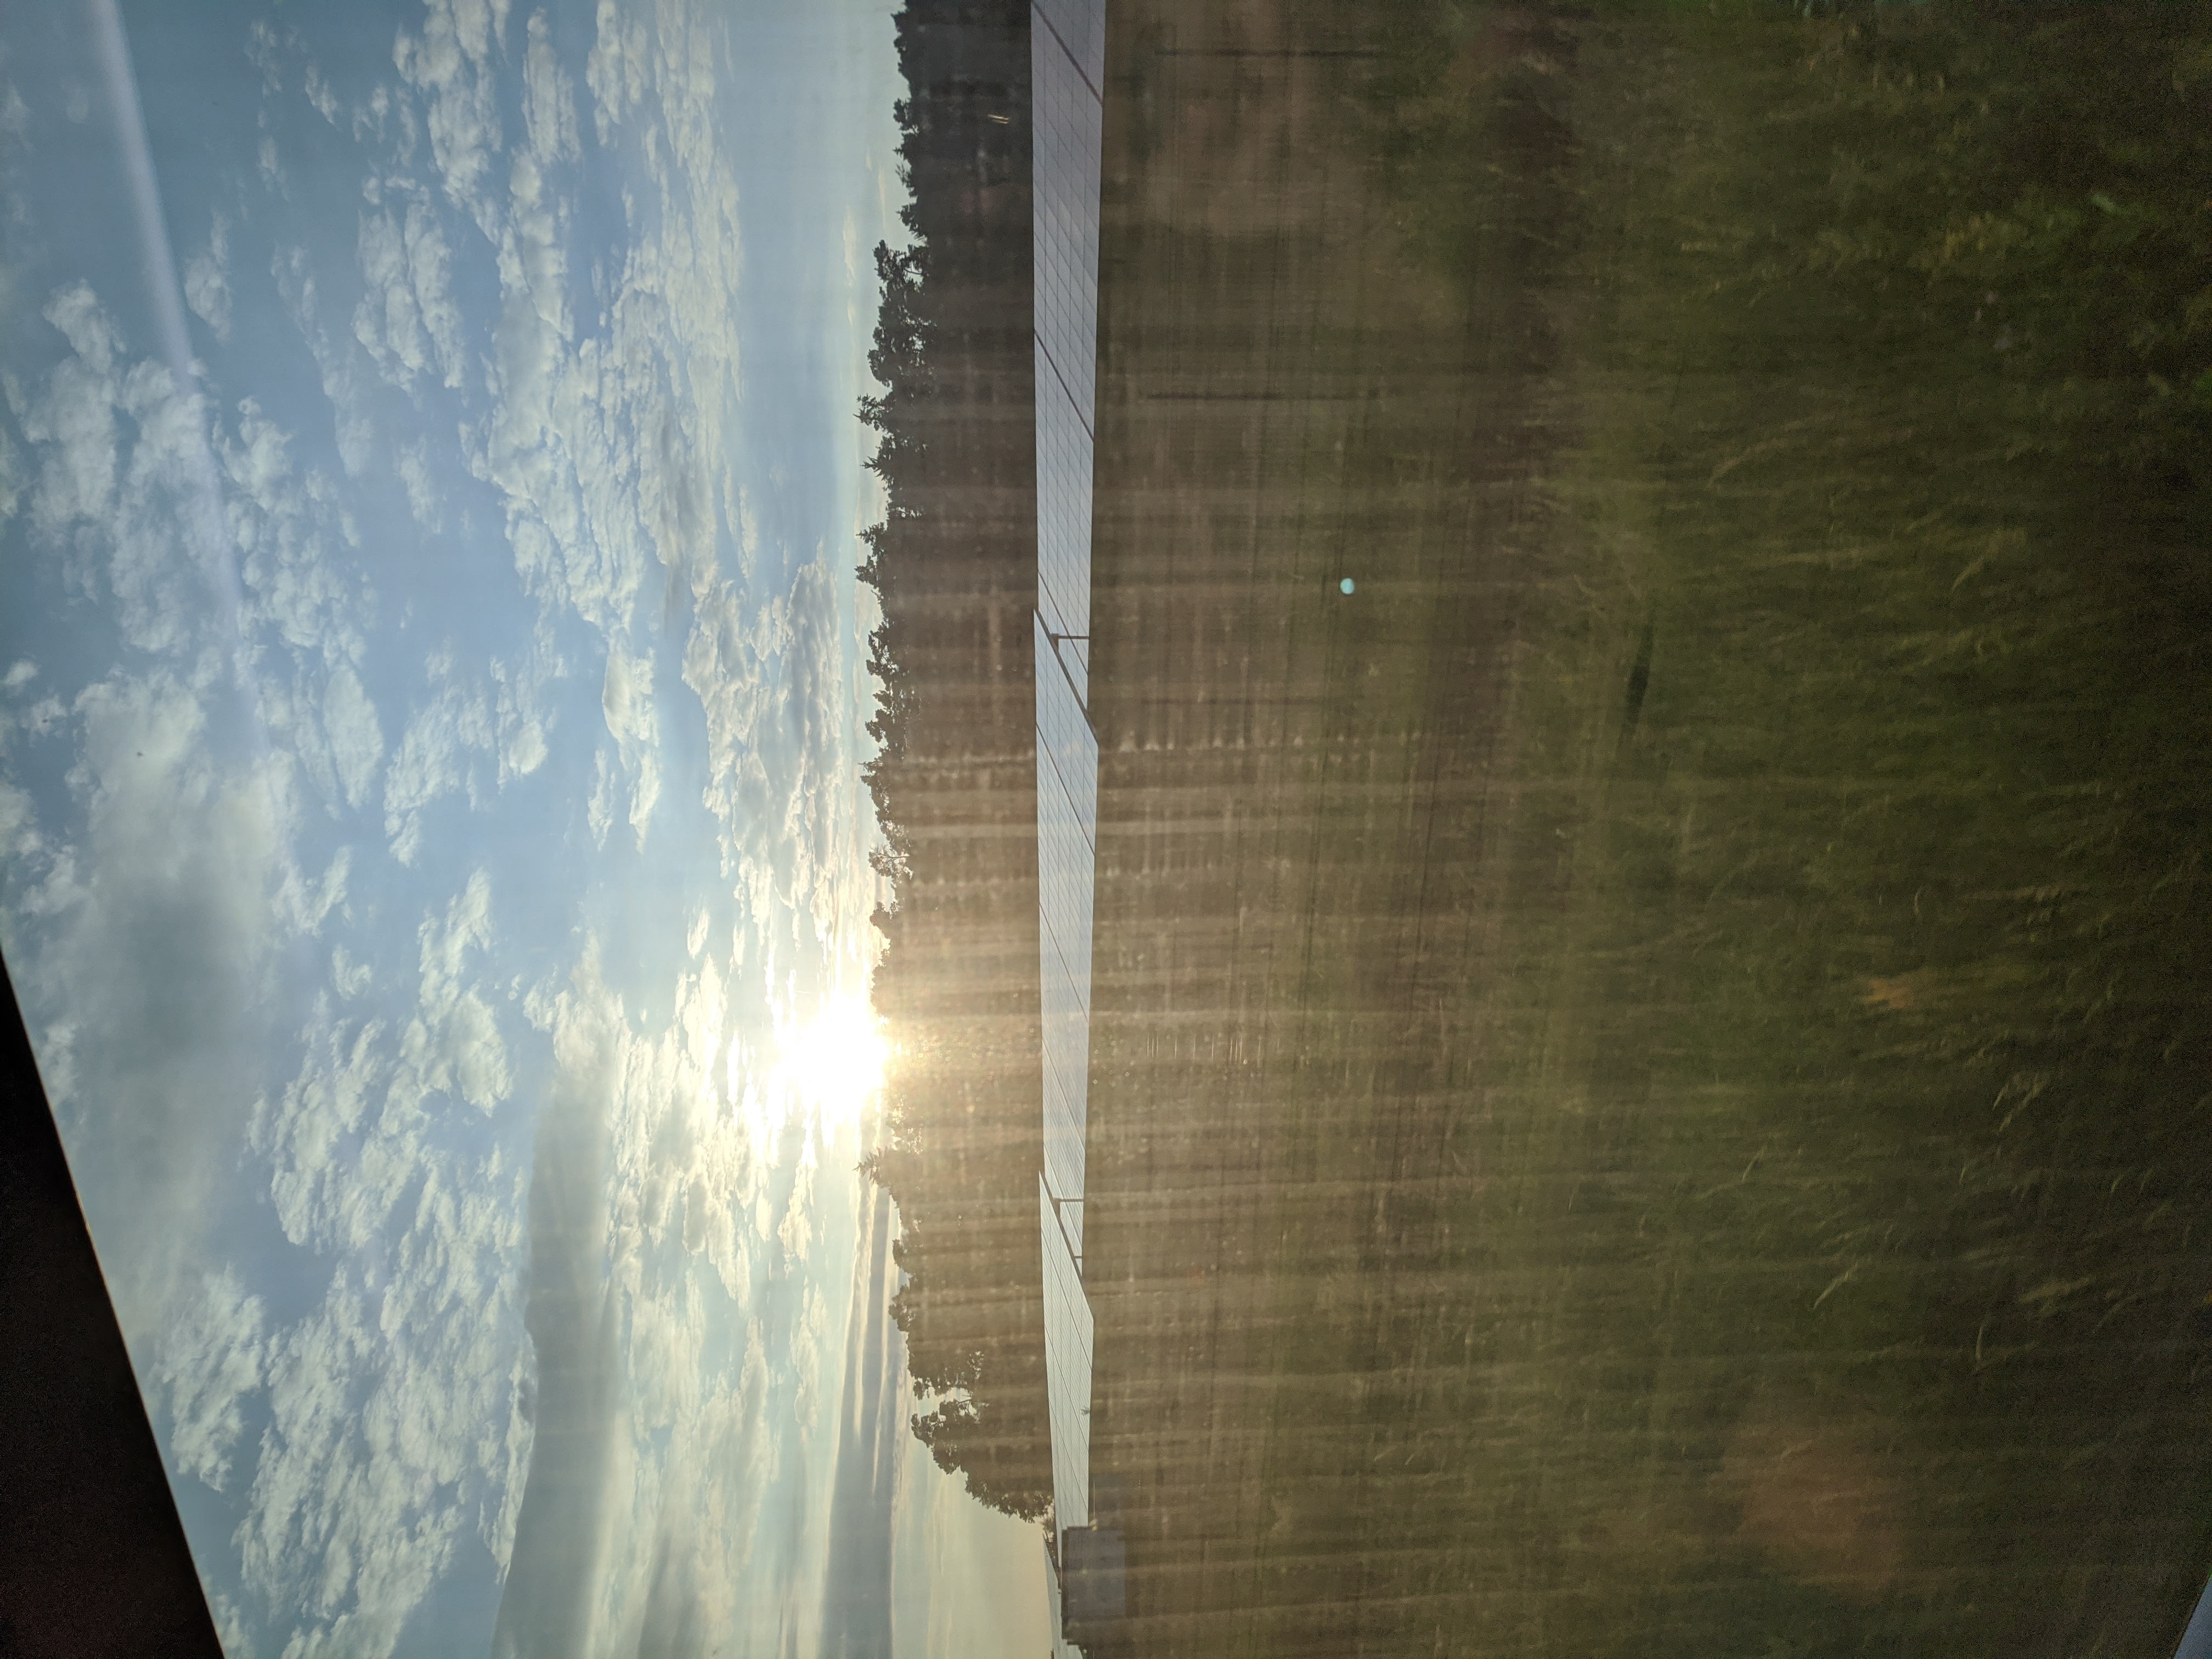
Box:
[225,873,532,1658]
[254,871,511,1256]
[489,951,625,1659]
[380,647,547,862]
[395,439,441,531]
[222,400,349,639]
[17,285,121,540]
[600,641,659,846]
[683,582,776,877]
[330,944,374,1000]
[12,284,384,838]
[151,1268,270,1494]
[393,0,509,242]
[368,0,885,985]
[323,664,385,810]
[382,646,496,865]
[0,427,22,528]
[777,556,860,938]
[352,190,466,393]
[586,746,614,850]
[273,245,376,479]
[185,214,235,343]
[238,1210,532,1659]
[521,11,578,166]
[402,867,513,1113]
[681,546,868,974]
[494,653,551,784]
[582,0,645,148]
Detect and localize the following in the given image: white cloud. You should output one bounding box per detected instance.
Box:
[586,745,614,849]
[12,285,395,868]
[393,0,509,244]
[521,10,578,167]
[581,0,644,148]
[273,245,376,479]
[352,191,466,393]
[492,651,552,785]
[382,646,495,865]
[776,555,864,946]
[185,214,234,343]
[682,580,775,878]
[251,871,510,1257]
[331,943,373,999]
[221,400,371,672]
[0,426,22,527]
[244,18,285,95]
[1,671,298,1330]
[353,206,430,385]
[16,284,376,737]
[304,62,340,126]
[373,0,882,996]
[3,4,915,1652]
[401,867,512,1113]
[239,1204,530,1659]
[323,664,385,810]
[600,640,659,845]
[20,284,121,540]
[276,842,353,937]
[395,439,441,531]
[228,874,533,1658]
[379,646,546,861]
[151,1267,270,1493]
[251,1003,390,1255]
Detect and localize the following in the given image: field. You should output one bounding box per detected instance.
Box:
[1080,4,2212,1655]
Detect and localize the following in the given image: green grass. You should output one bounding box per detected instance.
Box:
[1237,4,2212,1652]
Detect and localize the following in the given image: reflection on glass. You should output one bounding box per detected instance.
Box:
[3,2,2211,1657]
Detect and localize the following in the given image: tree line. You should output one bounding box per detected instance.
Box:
[854,0,1055,1522]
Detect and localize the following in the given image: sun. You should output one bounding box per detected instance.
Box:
[772,991,888,1134]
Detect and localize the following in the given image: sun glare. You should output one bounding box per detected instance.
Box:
[771,991,888,1135]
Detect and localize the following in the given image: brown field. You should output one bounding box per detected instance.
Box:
[1079,4,2212,1656]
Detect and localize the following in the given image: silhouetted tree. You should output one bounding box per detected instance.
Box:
[851,0,1052,1522]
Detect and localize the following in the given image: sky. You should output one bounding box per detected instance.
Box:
[0,1,1046,1655]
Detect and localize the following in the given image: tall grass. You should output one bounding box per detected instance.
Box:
[1234,4,2212,1652]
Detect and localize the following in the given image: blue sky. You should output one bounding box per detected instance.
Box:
[0,2,1045,1654]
